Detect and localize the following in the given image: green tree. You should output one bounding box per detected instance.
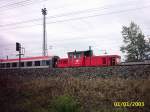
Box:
[120,22,148,61]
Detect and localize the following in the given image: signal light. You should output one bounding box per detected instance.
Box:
[16,42,20,51]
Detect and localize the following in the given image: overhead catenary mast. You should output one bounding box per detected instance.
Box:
[41,8,48,56]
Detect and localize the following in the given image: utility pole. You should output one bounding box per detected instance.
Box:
[42,8,48,56]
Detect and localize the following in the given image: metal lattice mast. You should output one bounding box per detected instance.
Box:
[42,8,47,56]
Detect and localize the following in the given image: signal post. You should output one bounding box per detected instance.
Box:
[16,42,24,68]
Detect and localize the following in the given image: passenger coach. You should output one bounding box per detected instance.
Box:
[0,56,58,69]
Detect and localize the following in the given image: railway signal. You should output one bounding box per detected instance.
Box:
[16,42,24,68]
[16,42,20,51]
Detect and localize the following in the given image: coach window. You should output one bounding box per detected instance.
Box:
[35,61,40,66]
[12,63,17,67]
[6,63,10,68]
[46,60,50,65]
[27,61,32,66]
[102,58,106,64]
[21,62,24,67]
[42,60,46,66]
[1,63,5,68]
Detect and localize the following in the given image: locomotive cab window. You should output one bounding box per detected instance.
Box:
[116,57,121,64]
[68,53,73,58]
[73,53,81,59]
[84,50,93,57]
[74,55,76,58]
[76,53,81,58]
[110,57,116,66]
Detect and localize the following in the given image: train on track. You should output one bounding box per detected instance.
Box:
[0,49,121,69]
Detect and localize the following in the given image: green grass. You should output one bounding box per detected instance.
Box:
[50,95,80,112]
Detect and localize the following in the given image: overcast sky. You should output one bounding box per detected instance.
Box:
[0,0,150,60]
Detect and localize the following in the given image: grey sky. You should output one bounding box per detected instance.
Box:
[0,0,150,60]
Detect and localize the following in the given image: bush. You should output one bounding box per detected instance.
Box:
[51,95,80,112]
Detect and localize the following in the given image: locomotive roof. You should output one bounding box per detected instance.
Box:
[0,56,52,63]
[95,55,121,57]
[68,50,93,54]
[67,50,120,57]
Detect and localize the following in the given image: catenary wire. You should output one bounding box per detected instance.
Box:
[0,4,150,30]
[0,0,147,19]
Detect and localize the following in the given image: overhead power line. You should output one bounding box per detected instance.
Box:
[0,0,32,9]
[0,0,47,9]
[0,0,146,12]
[0,5,150,28]
[1,2,134,27]
[0,0,149,25]
[0,18,41,27]
[0,0,147,18]
[0,0,149,21]
[1,4,150,30]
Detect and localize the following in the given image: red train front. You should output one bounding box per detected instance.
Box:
[56,49,121,68]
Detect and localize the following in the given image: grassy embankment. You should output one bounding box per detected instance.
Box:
[0,75,150,112]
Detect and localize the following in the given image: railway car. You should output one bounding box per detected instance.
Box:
[0,49,121,69]
[56,49,121,68]
[0,56,59,69]
[120,59,150,65]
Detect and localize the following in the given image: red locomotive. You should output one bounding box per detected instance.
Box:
[56,49,121,68]
[0,48,121,69]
